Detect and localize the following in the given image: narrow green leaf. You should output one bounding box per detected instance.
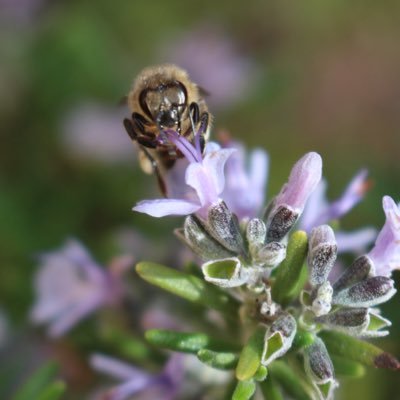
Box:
[13,362,59,400]
[37,381,66,400]
[330,355,365,378]
[260,376,284,400]
[102,329,156,361]
[319,331,400,370]
[271,231,308,305]
[197,349,238,370]
[232,380,256,400]
[269,361,312,400]
[136,262,239,315]
[290,329,315,353]
[236,326,266,381]
[145,329,239,354]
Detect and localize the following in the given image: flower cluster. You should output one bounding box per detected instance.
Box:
[131,130,399,400]
[29,127,399,400]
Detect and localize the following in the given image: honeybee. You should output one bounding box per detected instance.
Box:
[123,64,211,195]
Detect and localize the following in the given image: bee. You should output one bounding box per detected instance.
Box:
[123,64,211,195]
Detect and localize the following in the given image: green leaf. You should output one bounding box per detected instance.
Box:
[236,326,266,381]
[260,376,284,400]
[13,362,59,400]
[271,231,308,305]
[197,349,238,370]
[136,262,239,316]
[37,381,66,400]
[269,361,312,400]
[330,355,365,378]
[102,328,156,361]
[290,329,315,353]
[319,331,400,370]
[232,380,256,400]
[145,329,239,354]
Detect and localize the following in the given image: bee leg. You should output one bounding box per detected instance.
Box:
[132,112,150,135]
[124,118,158,149]
[140,146,167,197]
[123,118,138,141]
[198,112,209,153]
[189,102,200,125]
[136,135,158,149]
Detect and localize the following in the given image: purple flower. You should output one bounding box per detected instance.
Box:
[133,131,235,219]
[335,228,377,254]
[30,240,133,338]
[274,152,322,213]
[90,353,183,400]
[264,152,322,242]
[160,24,259,110]
[301,169,370,231]
[221,140,269,220]
[61,103,134,164]
[367,196,400,277]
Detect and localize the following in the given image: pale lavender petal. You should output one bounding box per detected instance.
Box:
[300,180,328,231]
[90,354,151,382]
[202,148,236,195]
[163,158,194,199]
[368,196,400,276]
[133,199,200,217]
[222,144,268,219]
[163,354,185,387]
[249,149,269,200]
[335,228,377,254]
[48,292,104,337]
[61,239,105,281]
[185,163,218,208]
[275,152,322,212]
[204,141,221,154]
[105,377,154,400]
[327,169,369,220]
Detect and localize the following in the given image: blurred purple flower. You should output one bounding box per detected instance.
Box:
[161,24,259,110]
[61,103,134,164]
[133,131,235,219]
[367,196,400,277]
[300,169,375,253]
[274,152,322,214]
[90,353,183,400]
[30,239,133,338]
[221,139,269,220]
[301,169,370,231]
[0,0,43,25]
[335,227,377,254]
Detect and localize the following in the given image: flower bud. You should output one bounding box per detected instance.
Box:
[207,201,245,254]
[308,225,337,286]
[262,313,297,366]
[315,308,369,336]
[180,215,233,261]
[246,218,266,251]
[332,276,396,308]
[332,255,372,292]
[256,242,286,267]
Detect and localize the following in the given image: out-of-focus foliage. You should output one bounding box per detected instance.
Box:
[0,0,399,399]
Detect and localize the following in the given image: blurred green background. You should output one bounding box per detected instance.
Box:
[0,0,399,398]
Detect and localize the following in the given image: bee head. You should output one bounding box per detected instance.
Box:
[140,80,187,130]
